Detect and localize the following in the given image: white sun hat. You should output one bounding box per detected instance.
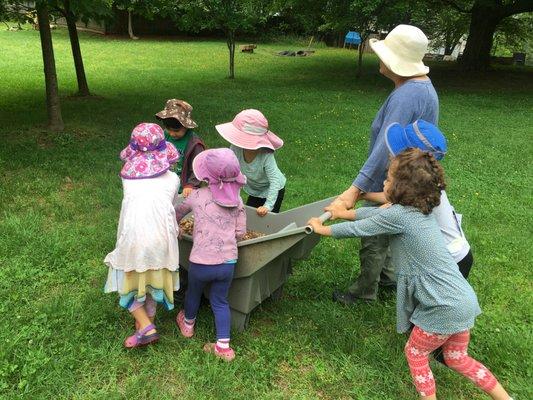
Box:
[369,24,430,77]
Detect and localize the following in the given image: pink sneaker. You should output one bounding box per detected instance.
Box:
[203,342,236,362]
[176,310,194,338]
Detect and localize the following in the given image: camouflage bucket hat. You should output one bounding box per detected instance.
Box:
[155,99,198,129]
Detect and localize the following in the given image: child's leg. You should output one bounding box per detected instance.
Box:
[145,294,156,320]
[405,326,450,399]
[457,250,474,279]
[184,262,209,323]
[128,300,156,334]
[246,195,265,208]
[442,331,509,399]
[270,188,285,213]
[208,263,234,348]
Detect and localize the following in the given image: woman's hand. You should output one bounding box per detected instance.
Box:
[257,206,269,216]
[334,186,361,209]
[325,202,348,220]
[324,203,356,221]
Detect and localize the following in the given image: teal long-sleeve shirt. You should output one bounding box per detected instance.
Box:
[331,205,481,334]
[231,145,286,211]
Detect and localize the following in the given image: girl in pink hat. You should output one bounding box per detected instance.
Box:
[175,148,246,361]
[216,109,286,216]
[104,123,181,348]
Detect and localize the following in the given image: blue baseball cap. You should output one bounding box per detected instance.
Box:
[385,120,447,160]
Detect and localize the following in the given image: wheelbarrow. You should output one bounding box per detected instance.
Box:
[176,196,334,331]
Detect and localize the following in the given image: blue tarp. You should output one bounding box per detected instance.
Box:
[344,31,361,45]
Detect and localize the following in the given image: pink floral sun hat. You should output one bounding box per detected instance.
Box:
[192,148,246,207]
[120,123,179,179]
[215,109,283,151]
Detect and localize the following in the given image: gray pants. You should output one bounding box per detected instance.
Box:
[347,234,396,300]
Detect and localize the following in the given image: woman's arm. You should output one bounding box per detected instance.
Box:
[361,192,387,204]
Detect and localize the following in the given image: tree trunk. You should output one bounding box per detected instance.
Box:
[36,2,64,132]
[128,10,138,40]
[460,5,500,70]
[356,40,366,78]
[64,0,90,96]
[444,43,455,55]
[227,31,235,79]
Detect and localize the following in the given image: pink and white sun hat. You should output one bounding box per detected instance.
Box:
[369,24,430,77]
[192,148,246,207]
[120,123,179,179]
[215,109,284,151]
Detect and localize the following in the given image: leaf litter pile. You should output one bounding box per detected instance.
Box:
[179,218,266,241]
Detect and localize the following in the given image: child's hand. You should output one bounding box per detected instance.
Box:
[257,206,269,216]
[182,187,193,198]
[307,217,332,236]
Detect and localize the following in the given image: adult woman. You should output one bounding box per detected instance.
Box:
[331,25,439,304]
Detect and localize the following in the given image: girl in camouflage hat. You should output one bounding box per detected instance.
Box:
[156,99,206,198]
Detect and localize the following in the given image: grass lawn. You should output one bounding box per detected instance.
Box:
[0,28,532,399]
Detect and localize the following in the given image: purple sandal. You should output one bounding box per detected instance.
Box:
[124,324,159,348]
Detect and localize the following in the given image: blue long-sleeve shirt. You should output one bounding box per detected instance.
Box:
[353,80,439,193]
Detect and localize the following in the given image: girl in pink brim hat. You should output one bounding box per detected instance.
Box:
[174,148,246,361]
[216,109,286,216]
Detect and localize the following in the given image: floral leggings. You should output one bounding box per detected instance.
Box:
[405,326,499,397]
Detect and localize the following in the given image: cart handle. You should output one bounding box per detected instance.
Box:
[304,211,332,234]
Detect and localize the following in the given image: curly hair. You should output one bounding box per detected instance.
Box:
[386,148,446,214]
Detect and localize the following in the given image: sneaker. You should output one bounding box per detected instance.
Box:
[176,310,194,338]
[203,342,236,362]
[332,291,372,305]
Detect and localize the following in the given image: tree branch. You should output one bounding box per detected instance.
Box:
[501,0,533,18]
[440,0,472,14]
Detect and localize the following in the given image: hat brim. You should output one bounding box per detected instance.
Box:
[119,141,179,179]
[155,111,198,129]
[192,150,245,207]
[215,122,283,151]
[369,38,429,77]
[385,123,411,157]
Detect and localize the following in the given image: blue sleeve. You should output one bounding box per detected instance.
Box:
[355,206,383,220]
[331,205,404,238]
[353,93,418,192]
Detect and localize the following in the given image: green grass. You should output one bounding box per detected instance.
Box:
[1,28,532,399]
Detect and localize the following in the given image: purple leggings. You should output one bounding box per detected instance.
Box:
[184,262,234,339]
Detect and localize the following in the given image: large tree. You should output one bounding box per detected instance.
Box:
[437,0,533,70]
[35,1,64,131]
[175,0,271,79]
[48,0,112,96]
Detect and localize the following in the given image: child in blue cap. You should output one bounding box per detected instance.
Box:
[358,120,473,365]
[364,119,472,280]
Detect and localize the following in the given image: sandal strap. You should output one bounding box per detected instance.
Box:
[138,323,156,336]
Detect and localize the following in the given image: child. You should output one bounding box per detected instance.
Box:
[175,148,246,361]
[308,149,511,400]
[155,99,206,197]
[216,109,286,216]
[363,120,473,280]
[104,123,181,348]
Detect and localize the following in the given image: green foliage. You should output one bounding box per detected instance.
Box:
[492,13,533,55]
[1,28,532,399]
[412,4,470,54]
